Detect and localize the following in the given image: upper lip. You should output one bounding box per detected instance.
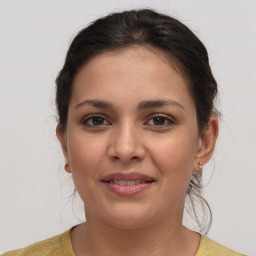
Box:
[101,172,155,182]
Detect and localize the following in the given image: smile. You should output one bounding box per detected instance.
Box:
[106,180,153,185]
[101,172,155,196]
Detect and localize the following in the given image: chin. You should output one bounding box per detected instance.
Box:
[99,205,159,230]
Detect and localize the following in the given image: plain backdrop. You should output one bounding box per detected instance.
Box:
[0,1,255,255]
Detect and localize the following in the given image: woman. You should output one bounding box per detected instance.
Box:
[2,9,245,256]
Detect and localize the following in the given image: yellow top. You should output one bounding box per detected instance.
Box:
[2,229,245,256]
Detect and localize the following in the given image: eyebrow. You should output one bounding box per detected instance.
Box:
[75,99,184,110]
[75,99,114,109]
[138,99,185,110]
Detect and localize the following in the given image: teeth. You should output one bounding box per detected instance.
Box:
[119,180,127,186]
[110,180,148,186]
[127,181,135,185]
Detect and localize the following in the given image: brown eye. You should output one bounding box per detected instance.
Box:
[152,116,167,125]
[147,115,174,126]
[91,116,105,125]
[83,115,110,126]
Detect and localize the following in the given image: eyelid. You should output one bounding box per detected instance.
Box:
[80,113,175,127]
[82,114,111,126]
[145,113,175,126]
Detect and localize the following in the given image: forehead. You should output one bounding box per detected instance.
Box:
[70,46,194,110]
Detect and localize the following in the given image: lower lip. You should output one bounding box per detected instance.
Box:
[102,182,153,196]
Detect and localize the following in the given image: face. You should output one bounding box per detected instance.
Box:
[57,47,215,229]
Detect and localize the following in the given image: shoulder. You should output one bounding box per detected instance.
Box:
[1,229,74,256]
[196,235,246,256]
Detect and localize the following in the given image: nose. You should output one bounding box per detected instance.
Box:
[108,121,146,164]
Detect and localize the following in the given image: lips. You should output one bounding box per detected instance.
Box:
[101,172,155,183]
[101,172,155,196]
[108,180,149,185]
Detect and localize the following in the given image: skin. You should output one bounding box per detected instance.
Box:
[57,46,218,256]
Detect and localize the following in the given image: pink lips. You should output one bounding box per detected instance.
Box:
[101,172,155,196]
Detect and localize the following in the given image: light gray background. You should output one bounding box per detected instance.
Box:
[0,1,255,255]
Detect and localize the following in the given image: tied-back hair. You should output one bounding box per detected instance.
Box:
[56,9,218,234]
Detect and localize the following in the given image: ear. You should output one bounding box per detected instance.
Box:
[56,125,71,173]
[193,114,219,172]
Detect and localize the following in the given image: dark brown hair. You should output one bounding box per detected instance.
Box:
[56,9,218,234]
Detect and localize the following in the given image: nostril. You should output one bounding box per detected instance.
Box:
[111,155,141,162]
[108,141,146,162]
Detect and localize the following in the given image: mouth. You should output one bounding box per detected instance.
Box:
[101,172,155,196]
[101,172,155,184]
[103,180,154,185]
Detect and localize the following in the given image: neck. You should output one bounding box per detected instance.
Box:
[71,210,200,256]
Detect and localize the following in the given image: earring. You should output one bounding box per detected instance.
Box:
[198,162,203,170]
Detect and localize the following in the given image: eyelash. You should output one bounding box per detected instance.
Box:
[82,115,111,127]
[145,114,175,127]
[81,114,175,128]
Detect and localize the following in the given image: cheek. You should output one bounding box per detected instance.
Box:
[67,131,107,180]
[148,131,198,182]
[66,132,109,204]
